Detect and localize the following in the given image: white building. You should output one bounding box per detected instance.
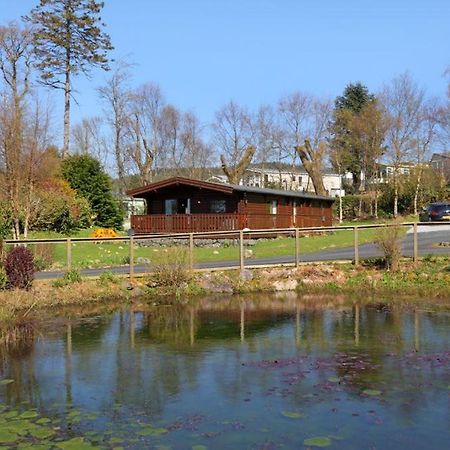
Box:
[241,167,348,197]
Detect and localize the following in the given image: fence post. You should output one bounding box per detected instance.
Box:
[66,238,72,272]
[239,229,245,271]
[295,228,300,268]
[353,226,359,265]
[189,233,194,270]
[413,222,418,264]
[129,236,134,280]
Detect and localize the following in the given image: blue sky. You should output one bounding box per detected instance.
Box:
[1,0,449,138]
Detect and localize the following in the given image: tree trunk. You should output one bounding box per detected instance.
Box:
[295,140,327,197]
[63,61,71,157]
[413,168,423,216]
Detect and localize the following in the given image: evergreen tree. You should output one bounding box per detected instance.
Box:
[25,0,113,157]
[330,83,376,191]
[61,155,123,229]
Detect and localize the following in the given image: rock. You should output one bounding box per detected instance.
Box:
[240,269,253,281]
[244,249,253,258]
[136,257,150,264]
[272,279,298,291]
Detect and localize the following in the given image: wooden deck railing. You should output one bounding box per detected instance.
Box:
[131,213,331,234]
[131,213,247,234]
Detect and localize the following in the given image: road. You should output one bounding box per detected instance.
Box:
[36,225,450,280]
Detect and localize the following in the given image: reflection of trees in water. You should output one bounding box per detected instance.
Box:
[0,296,448,423]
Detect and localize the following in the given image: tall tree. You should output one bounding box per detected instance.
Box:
[330,82,375,191]
[213,101,255,184]
[278,92,329,196]
[98,62,133,192]
[26,0,113,157]
[0,23,34,239]
[380,73,425,217]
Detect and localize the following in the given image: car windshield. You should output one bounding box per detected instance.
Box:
[430,204,450,212]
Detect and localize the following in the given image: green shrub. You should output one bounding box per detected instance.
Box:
[53,269,82,287]
[375,225,402,272]
[151,247,191,288]
[99,270,119,285]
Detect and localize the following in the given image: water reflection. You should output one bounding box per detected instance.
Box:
[0,294,448,449]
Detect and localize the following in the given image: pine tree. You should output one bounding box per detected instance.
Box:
[330,83,376,191]
[61,155,123,229]
[25,0,113,157]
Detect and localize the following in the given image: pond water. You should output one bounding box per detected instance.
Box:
[0,294,449,449]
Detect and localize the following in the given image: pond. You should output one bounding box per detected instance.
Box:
[0,294,449,449]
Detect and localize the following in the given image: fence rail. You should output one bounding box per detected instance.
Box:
[1,221,448,280]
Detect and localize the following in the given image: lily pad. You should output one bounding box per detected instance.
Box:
[303,436,332,447]
[0,379,14,385]
[56,437,99,450]
[20,410,39,419]
[0,430,19,443]
[31,427,56,439]
[36,418,51,425]
[192,446,207,450]
[328,377,340,383]
[137,427,168,437]
[363,389,382,396]
[281,411,305,419]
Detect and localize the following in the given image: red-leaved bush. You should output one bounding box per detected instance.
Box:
[5,246,35,290]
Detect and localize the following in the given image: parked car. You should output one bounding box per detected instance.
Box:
[419,202,450,222]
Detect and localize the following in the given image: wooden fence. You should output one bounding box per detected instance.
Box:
[0,222,445,280]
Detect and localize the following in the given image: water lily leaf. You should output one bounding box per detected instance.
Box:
[0,379,14,385]
[303,436,332,447]
[31,427,56,439]
[36,418,51,425]
[192,446,207,450]
[0,430,19,443]
[109,437,124,444]
[138,427,168,436]
[20,410,39,419]
[363,389,382,396]
[56,437,99,450]
[328,377,340,383]
[281,411,305,419]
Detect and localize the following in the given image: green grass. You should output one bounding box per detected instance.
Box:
[4,226,387,270]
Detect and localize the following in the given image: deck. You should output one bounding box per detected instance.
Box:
[130,213,329,234]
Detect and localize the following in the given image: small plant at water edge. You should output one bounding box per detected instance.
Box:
[99,270,119,285]
[375,225,402,272]
[4,246,35,290]
[53,269,82,287]
[0,267,7,290]
[151,247,192,289]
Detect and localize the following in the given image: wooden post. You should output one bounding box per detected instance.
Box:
[295,228,300,268]
[413,222,418,264]
[66,238,72,272]
[353,226,359,265]
[129,236,134,280]
[239,229,244,271]
[189,233,194,270]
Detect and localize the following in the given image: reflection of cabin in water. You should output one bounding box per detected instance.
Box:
[127,177,334,234]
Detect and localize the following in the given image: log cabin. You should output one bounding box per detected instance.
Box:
[127,177,334,234]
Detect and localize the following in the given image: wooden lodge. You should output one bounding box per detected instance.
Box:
[127,177,334,234]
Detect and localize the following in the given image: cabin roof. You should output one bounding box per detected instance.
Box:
[127,177,334,202]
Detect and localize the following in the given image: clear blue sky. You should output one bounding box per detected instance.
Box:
[1,0,449,138]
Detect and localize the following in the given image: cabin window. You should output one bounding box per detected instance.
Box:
[210,199,227,213]
[164,199,177,215]
[270,200,278,215]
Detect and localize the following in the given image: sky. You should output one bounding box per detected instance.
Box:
[1,0,449,145]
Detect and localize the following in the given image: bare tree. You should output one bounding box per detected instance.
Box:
[278,93,330,196]
[411,99,439,215]
[125,83,165,185]
[72,116,108,165]
[98,63,133,193]
[0,23,33,239]
[380,73,425,217]
[213,101,255,184]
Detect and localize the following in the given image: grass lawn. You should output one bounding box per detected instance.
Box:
[12,225,388,270]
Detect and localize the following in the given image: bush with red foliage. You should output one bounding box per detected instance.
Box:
[4,246,35,290]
